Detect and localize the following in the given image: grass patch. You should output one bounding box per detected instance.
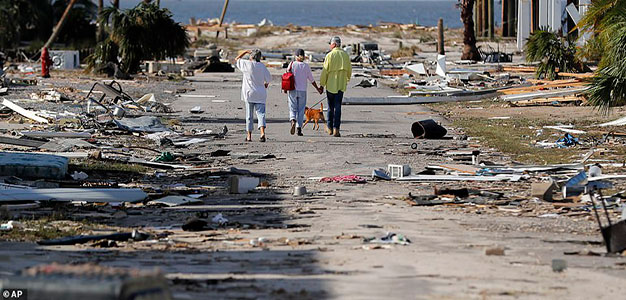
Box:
[0,218,92,242]
[70,159,148,174]
[452,117,580,164]
[392,45,421,58]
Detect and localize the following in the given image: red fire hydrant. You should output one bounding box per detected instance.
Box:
[41,47,52,78]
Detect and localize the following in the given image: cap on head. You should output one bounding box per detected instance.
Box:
[329,36,341,47]
[250,49,262,62]
[295,49,305,57]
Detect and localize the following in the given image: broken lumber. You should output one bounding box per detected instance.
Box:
[2,98,49,123]
[499,80,587,95]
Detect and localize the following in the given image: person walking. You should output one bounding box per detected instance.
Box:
[287,49,323,136]
[320,36,351,137]
[235,49,272,142]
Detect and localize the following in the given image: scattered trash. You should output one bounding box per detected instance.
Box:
[189,106,204,113]
[114,116,170,133]
[552,259,567,272]
[485,246,505,256]
[0,188,147,203]
[388,164,411,179]
[182,218,208,232]
[556,133,580,148]
[531,180,558,201]
[228,176,260,193]
[153,151,175,162]
[0,220,23,231]
[211,213,229,225]
[411,119,447,139]
[293,186,307,196]
[364,232,411,245]
[147,195,203,207]
[320,175,367,183]
[38,230,150,245]
[372,169,391,180]
[1,263,171,299]
[70,171,88,181]
[354,78,377,88]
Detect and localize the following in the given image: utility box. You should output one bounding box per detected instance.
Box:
[388,164,411,179]
[49,50,80,69]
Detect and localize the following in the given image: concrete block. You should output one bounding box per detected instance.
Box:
[531,180,558,201]
[228,176,259,194]
[0,152,68,179]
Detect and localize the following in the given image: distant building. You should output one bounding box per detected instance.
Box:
[474,0,590,51]
[516,0,590,50]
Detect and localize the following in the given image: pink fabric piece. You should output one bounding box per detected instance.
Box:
[320,175,367,183]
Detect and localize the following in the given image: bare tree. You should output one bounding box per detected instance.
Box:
[460,0,481,61]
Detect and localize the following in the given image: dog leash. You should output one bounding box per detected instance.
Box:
[309,95,327,109]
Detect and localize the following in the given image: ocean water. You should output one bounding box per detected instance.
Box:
[117,0,492,28]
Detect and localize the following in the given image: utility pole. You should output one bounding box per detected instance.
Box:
[43,0,78,49]
[216,0,230,39]
[437,18,445,55]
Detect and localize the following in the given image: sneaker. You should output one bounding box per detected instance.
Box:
[326,126,333,135]
[290,120,296,135]
[333,128,341,137]
[259,135,266,142]
[297,128,303,136]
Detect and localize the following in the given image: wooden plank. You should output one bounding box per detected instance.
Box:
[502,66,536,72]
[558,72,594,79]
[0,136,45,148]
[500,81,587,95]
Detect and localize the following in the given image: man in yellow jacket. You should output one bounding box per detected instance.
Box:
[320,36,352,137]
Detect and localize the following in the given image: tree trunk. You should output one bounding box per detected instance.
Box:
[113,0,119,9]
[460,0,482,61]
[97,0,104,42]
[43,0,78,49]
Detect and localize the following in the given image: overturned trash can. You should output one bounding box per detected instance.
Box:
[411,119,447,139]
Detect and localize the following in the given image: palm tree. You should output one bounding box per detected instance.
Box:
[95,2,189,74]
[579,2,626,111]
[459,0,481,61]
[524,29,583,80]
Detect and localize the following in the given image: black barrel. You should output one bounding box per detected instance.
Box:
[411,119,447,139]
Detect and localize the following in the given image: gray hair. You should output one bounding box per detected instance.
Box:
[250,49,262,62]
[329,36,342,47]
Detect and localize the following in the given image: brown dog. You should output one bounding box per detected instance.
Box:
[303,103,326,130]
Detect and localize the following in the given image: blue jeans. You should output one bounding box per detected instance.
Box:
[245,102,266,132]
[287,90,307,128]
[326,90,343,130]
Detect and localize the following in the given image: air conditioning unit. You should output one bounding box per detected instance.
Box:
[49,50,80,69]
